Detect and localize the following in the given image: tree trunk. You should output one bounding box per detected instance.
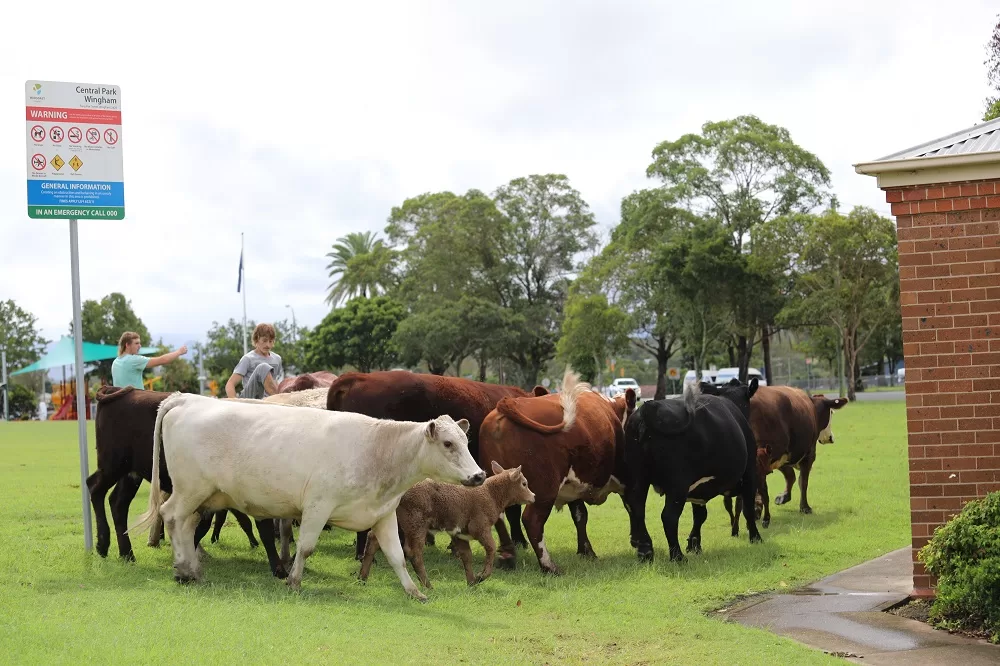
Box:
[845,330,858,402]
[727,343,736,368]
[655,334,669,400]
[455,357,463,378]
[478,353,488,383]
[761,324,773,386]
[737,335,751,382]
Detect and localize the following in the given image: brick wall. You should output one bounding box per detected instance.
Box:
[888,177,1000,594]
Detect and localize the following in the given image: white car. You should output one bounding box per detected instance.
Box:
[609,377,641,399]
[713,367,767,386]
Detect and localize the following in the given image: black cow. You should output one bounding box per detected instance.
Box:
[89,386,287,578]
[622,379,763,562]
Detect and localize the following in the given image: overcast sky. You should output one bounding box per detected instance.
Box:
[2,0,997,358]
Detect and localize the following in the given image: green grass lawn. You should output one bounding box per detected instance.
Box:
[0,401,909,665]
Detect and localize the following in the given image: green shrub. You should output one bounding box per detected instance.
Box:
[918,491,1000,642]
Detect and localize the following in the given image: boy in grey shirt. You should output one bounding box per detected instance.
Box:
[225,323,284,399]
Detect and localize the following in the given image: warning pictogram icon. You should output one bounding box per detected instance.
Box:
[68,127,82,144]
[30,125,45,142]
[49,126,64,142]
[104,129,118,145]
[86,128,100,144]
[51,155,65,171]
[31,154,46,170]
[69,155,83,172]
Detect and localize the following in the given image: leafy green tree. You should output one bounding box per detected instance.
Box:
[0,300,48,371]
[5,383,37,420]
[492,174,598,387]
[455,297,524,381]
[393,303,463,375]
[305,296,405,373]
[985,15,1000,121]
[272,319,310,375]
[779,206,899,401]
[70,293,149,384]
[646,116,830,380]
[324,231,397,306]
[557,293,630,384]
[153,341,199,393]
[202,318,251,378]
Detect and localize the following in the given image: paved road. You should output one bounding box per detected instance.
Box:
[852,390,906,402]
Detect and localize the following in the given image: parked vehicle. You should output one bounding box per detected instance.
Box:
[608,377,641,399]
[713,367,767,386]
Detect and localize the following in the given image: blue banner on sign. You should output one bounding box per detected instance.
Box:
[27,180,125,207]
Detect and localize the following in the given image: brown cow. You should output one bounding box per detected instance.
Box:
[277,370,337,394]
[326,370,546,559]
[722,385,848,530]
[478,369,636,573]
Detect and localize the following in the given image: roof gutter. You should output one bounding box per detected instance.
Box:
[855,150,1000,175]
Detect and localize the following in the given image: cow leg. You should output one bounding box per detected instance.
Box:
[686,503,707,554]
[522,500,558,574]
[210,510,226,543]
[505,505,528,549]
[354,529,370,561]
[369,511,426,602]
[87,469,114,558]
[568,500,597,559]
[798,455,815,514]
[758,473,772,528]
[231,510,260,548]
[661,497,686,562]
[450,538,477,586]
[108,472,142,561]
[740,464,764,547]
[402,532,432,590]
[193,513,214,550]
[287,507,332,592]
[494,518,518,569]
[625,477,654,562]
[161,494,203,583]
[358,532,380,582]
[279,519,294,568]
[723,496,740,537]
[254,518,287,579]
[774,465,796,506]
[474,529,497,584]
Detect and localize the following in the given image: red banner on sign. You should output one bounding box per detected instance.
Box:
[25,106,121,124]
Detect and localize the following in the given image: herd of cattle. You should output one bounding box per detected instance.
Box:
[86,368,847,601]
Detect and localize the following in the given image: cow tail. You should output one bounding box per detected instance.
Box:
[127,392,179,534]
[682,380,700,423]
[558,367,590,432]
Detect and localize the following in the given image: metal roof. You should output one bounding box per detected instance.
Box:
[874,116,1000,162]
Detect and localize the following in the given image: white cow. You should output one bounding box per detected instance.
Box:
[128,392,485,600]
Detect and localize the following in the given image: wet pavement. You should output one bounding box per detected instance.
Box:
[722,548,1000,664]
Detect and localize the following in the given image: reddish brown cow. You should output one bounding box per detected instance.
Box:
[277,371,337,394]
[479,370,636,573]
[326,370,546,559]
[724,385,848,530]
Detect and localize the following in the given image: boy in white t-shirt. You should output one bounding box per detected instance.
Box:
[225,323,283,399]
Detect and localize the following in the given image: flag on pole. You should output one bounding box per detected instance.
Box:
[237,247,243,293]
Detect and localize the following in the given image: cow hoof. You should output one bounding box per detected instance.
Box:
[577,548,598,560]
[750,533,764,544]
[774,493,789,506]
[210,535,219,544]
[272,564,289,580]
[637,548,654,563]
[762,518,770,528]
[669,553,685,563]
[498,554,516,570]
[473,574,489,585]
[686,540,702,554]
[120,550,136,563]
[800,506,813,515]
[174,573,197,584]
[540,565,561,576]
[248,540,259,549]
[513,539,529,550]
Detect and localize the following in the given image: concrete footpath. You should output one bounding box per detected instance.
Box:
[722,547,1000,664]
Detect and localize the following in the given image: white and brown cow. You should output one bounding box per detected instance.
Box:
[128,392,485,600]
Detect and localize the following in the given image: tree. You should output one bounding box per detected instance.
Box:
[202,318,251,378]
[5,383,37,420]
[305,296,405,373]
[71,293,149,385]
[0,300,48,371]
[153,341,199,393]
[393,304,464,375]
[492,174,599,387]
[272,319,310,375]
[557,293,630,384]
[324,231,396,306]
[646,116,830,381]
[985,15,1000,121]
[779,206,899,401]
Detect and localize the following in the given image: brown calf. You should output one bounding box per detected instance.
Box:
[359,462,535,588]
[479,370,635,573]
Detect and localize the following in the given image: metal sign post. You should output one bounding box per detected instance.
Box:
[26,79,125,551]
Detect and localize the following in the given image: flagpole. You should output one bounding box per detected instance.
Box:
[241,232,248,356]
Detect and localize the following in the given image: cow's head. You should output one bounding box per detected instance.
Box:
[610,388,637,426]
[423,415,486,486]
[701,377,759,422]
[811,394,849,444]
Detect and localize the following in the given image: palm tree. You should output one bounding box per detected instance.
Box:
[325,231,394,306]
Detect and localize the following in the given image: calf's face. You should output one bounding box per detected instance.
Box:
[424,415,486,486]
[490,460,536,505]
